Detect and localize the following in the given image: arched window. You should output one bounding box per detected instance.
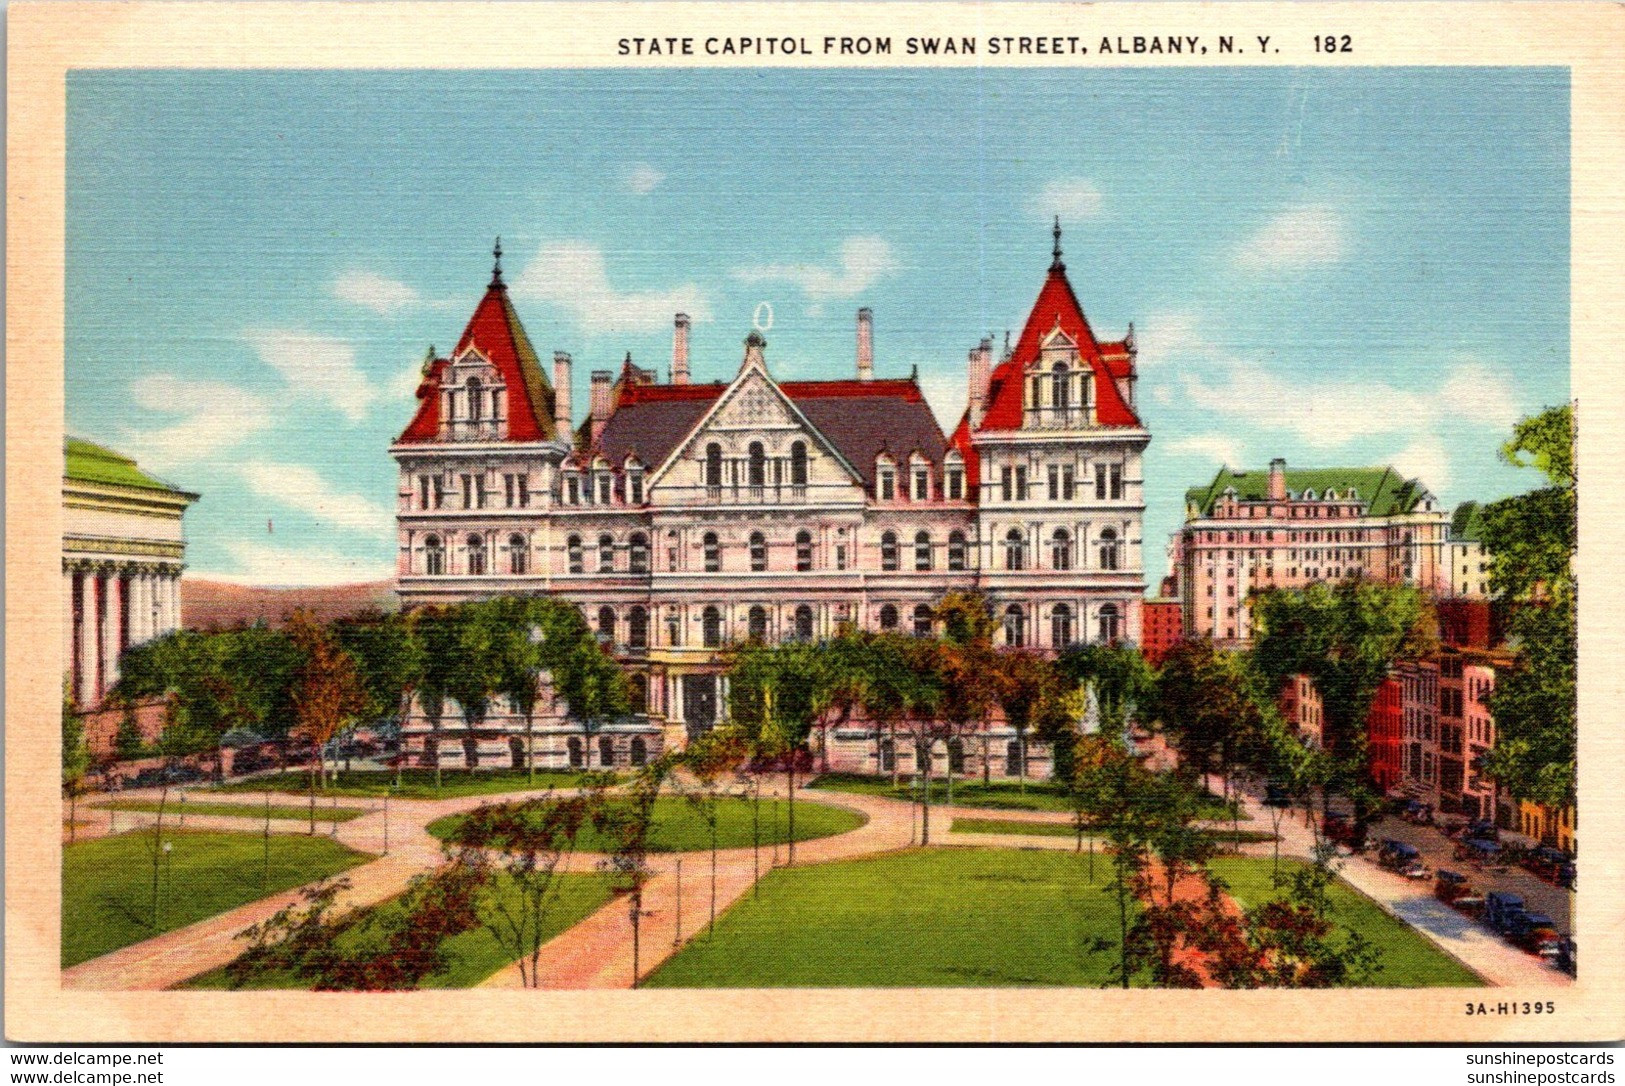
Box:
[914,531,933,571]
[467,376,483,420]
[796,530,814,572]
[880,739,896,773]
[702,605,723,647]
[567,737,583,769]
[628,606,649,650]
[880,531,899,571]
[566,535,583,574]
[1051,604,1074,648]
[748,442,766,489]
[628,533,649,574]
[879,604,899,631]
[598,534,615,573]
[704,442,724,491]
[629,674,648,714]
[793,605,814,642]
[948,530,968,571]
[748,606,769,642]
[1004,528,1027,571]
[1003,604,1027,648]
[596,606,616,646]
[1098,603,1121,644]
[466,534,487,576]
[703,531,721,573]
[1051,528,1073,571]
[749,531,768,572]
[790,441,808,486]
[947,738,966,774]
[1098,528,1120,571]
[912,604,933,637]
[424,535,444,576]
[598,736,615,768]
[1051,361,1070,410]
[508,533,527,575]
[630,736,648,766]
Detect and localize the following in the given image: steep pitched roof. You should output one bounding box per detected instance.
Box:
[1185,465,1431,519]
[595,375,947,491]
[396,284,557,444]
[64,437,194,496]
[977,266,1142,432]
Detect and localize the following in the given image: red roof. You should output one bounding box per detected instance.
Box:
[396,284,557,444]
[978,267,1141,432]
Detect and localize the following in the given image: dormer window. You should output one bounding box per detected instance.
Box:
[944,452,964,501]
[876,456,896,501]
[625,458,645,505]
[790,441,809,488]
[909,454,931,501]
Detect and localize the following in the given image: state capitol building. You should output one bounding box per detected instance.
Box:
[391,227,1151,766]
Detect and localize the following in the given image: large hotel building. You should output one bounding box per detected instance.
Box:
[390,229,1150,765]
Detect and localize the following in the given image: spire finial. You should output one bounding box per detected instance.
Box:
[490,236,504,287]
[1051,216,1064,272]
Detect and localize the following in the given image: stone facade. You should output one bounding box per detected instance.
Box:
[62,438,197,708]
[391,232,1148,770]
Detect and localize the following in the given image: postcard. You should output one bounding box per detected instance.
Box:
[7,0,1624,1044]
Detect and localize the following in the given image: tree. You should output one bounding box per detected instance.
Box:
[1152,639,1264,804]
[993,649,1064,794]
[62,682,92,843]
[1480,404,1577,810]
[935,592,1002,790]
[679,730,744,933]
[449,787,606,987]
[411,607,463,789]
[727,638,826,863]
[288,612,366,832]
[593,757,676,987]
[334,611,422,738]
[1069,733,1157,988]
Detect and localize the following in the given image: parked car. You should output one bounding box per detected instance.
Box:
[1434,869,1471,905]
[1454,837,1504,868]
[1263,782,1293,808]
[1522,846,1570,884]
[1377,840,1428,879]
[1506,912,1564,957]
[1398,799,1434,825]
[1466,818,1500,843]
[1322,814,1367,851]
[1554,937,1577,976]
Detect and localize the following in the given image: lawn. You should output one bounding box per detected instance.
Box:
[62,829,374,968]
[949,817,1277,845]
[93,799,370,823]
[645,848,1137,987]
[428,794,866,853]
[180,871,615,990]
[810,772,1244,820]
[1210,857,1484,987]
[209,768,606,801]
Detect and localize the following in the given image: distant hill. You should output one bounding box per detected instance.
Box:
[181,579,398,630]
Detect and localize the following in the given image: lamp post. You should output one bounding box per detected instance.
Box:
[155,840,173,927]
[382,792,390,855]
[672,856,683,947]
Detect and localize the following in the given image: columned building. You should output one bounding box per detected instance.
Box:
[63,438,198,708]
[391,229,1149,767]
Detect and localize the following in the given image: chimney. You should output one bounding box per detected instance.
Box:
[856,307,874,381]
[552,351,573,442]
[968,337,993,426]
[672,313,691,385]
[1268,457,1287,501]
[589,370,612,446]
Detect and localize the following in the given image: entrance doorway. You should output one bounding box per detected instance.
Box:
[683,674,718,740]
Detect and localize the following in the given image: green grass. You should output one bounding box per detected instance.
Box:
[93,799,370,823]
[209,768,608,800]
[1211,857,1484,988]
[179,871,615,990]
[646,848,1141,987]
[62,829,374,968]
[949,817,1277,844]
[810,772,1245,820]
[428,795,866,854]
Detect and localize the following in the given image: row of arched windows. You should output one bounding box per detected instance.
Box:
[878,530,970,572]
[1000,527,1120,572]
[703,440,810,491]
[421,533,529,576]
[566,533,651,575]
[564,734,649,769]
[998,602,1119,648]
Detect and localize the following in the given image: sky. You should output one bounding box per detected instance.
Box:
[66,68,1569,586]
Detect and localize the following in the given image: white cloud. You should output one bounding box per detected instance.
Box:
[1236,205,1346,270]
[1027,178,1104,221]
[238,460,394,536]
[123,374,276,470]
[210,541,393,588]
[734,236,900,301]
[247,329,379,422]
[917,370,968,431]
[1166,434,1243,467]
[1134,312,1213,370]
[624,163,665,195]
[1438,361,1521,431]
[331,270,420,316]
[1392,435,1452,492]
[511,241,711,335]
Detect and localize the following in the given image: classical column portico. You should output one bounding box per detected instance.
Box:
[76,567,99,707]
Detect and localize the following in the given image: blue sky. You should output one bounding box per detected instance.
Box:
[66,68,1569,586]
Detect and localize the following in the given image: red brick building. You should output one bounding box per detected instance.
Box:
[1366,676,1403,792]
[1139,597,1182,667]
